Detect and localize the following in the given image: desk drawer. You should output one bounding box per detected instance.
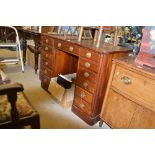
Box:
[54,39,79,56]
[54,39,64,51]
[77,67,98,84]
[74,86,93,104]
[41,52,53,60]
[41,45,53,54]
[73,96,92,115]
[40,66,52,78]
[80,48,100,62]
[63,43,79,56]
[79,57,99,73]
[40,73,51,85]
[41,36,54,46]
[40,57,52,68]
[76,77,96,93]
[112,65,155,112]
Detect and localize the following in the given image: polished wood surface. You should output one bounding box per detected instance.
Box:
[100,57,155,128]
[40,34,131,125]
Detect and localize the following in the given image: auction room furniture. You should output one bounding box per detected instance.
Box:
[0,26,24,72]
[100,57,155,128]
[39,33,131,125]
[0,69,40,129]
[17,28,41,73]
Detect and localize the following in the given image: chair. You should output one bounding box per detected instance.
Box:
[0,70,40,129]
[0,26,24,72]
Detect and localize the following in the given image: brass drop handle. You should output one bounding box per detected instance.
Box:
[84,72,90,78]
[79,103,85,109]
[83,82,88,88]
[45,39,49,43]
[121,76,131,85]
[85,62,90,68]
[57,43,62,48]
[45,46,48,51]
[85,52,91,58]
[69,46,74,51]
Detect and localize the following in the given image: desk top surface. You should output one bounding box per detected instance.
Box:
[42,33,131,54]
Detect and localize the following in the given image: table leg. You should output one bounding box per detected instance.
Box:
[22,34,27,65]
[34,35,40,74]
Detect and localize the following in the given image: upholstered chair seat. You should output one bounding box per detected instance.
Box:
[0,69,40,129]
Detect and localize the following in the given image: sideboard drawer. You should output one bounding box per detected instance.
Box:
[112,65,155,112]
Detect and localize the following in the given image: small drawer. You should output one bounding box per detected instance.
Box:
[112,65,155,112]
[40,73,51,85]
[41,45,52,53]
[41,52,53,60]
[63,43,80,56]
[76,78,96,93]
[80,48,100,62]
[40,66,51,77]
[73,96,92,115]
[54,39,64,51]
[77,67,97,84]
[79,57,99,73]
[40,57,52,68]
[41,36,54,46]
[74,86,93,103]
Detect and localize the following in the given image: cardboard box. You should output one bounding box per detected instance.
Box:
[26,48,34,67]
[48,79,74,109]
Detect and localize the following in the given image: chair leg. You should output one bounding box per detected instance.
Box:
[30,115,40,129]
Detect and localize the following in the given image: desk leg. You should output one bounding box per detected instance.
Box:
[22,34,27,65]
[34,35,40,74]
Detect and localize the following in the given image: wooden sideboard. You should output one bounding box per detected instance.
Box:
[100,57,155,128]
[40,34,131,125]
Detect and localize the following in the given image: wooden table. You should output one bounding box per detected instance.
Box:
[17,28,41,73]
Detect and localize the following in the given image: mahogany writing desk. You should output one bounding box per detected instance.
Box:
[40,34,131,125]
[17,28,41,73]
